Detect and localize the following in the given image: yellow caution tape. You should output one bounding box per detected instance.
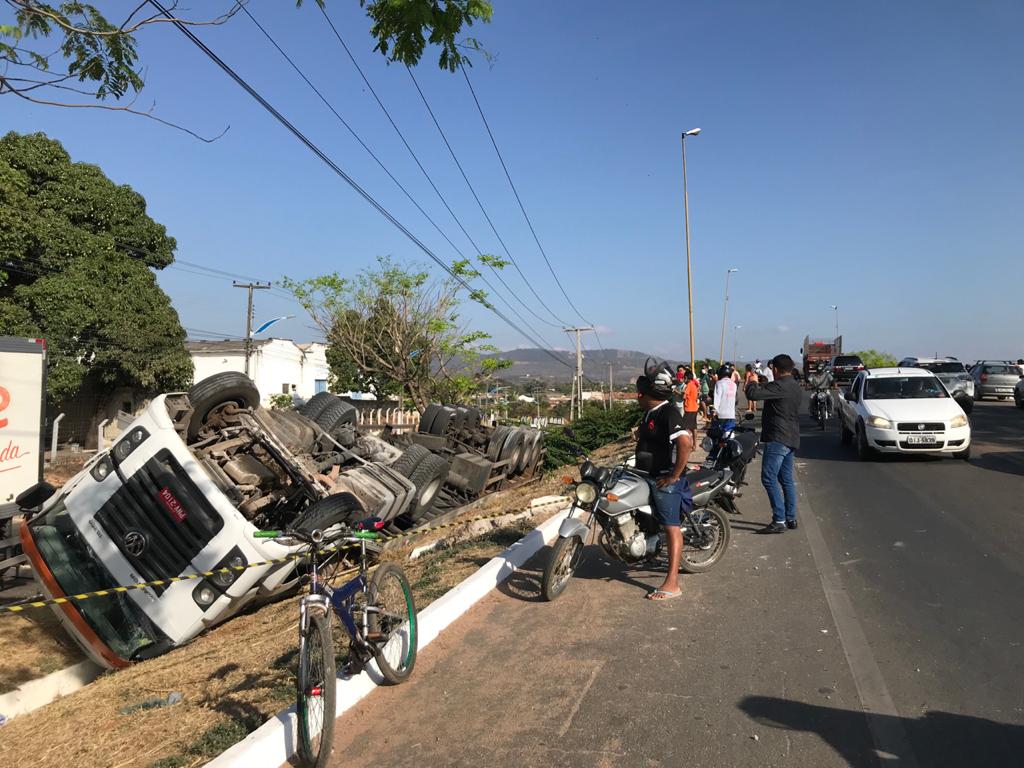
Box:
[0,498,567,614]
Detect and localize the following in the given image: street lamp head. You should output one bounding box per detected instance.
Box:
[684,128,702,137]
[728,268,739,273]
[831,305,838,310]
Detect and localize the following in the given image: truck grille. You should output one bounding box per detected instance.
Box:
[96,449,224,594]
[897,423,944,432]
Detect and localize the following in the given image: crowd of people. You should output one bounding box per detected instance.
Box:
[670,359,778,436]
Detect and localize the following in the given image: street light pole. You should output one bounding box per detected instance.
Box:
[681,127,701,371]
[719,267,738,364]
[831,304,840,340]
[733,324,742,364]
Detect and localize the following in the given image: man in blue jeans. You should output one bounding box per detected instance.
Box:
[744,354,804,533]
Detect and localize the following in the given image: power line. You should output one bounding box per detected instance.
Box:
[239,4,561,352]
[406,67,569,328]
[460,67,609,353]
[313,5,565,333]
[149,0,571,370]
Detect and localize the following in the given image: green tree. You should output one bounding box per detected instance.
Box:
[0,2,492,135]
[852,350,898,369]
[0,131,192,403]
[284,257,510,411]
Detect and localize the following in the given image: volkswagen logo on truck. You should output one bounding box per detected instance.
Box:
[123,530,148,558]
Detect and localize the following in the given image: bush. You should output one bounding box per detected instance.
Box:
[543,403,640,470]
[268,393,294,410]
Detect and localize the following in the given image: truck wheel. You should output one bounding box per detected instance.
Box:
[187,372,260,440]
[391,444,431,478]
[316,400,357,432]
[407,454,449,522]
[462,407,482,431]
[514,429,536,474]
[500,428,527,476]
[840,420,853,446]
[486,426,512,461]
[293,492,364,532]
[429,407,456,436]
[418,404,442,434]
[299,391,337,421]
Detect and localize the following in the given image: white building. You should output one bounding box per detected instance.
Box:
[187,338,331,403]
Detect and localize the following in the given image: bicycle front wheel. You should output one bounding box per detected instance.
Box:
[296,611,336,768]
[367,563,418,685]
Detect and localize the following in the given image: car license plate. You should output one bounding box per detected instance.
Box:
[907,435,937,444]
[996,388,1012,393]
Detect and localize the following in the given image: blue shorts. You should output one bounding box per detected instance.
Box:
[652,476,693,527]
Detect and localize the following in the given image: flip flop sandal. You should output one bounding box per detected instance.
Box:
[646,589,682,601]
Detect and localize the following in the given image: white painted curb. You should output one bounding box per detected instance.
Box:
[208,507,570,768]
[0,659,103,720]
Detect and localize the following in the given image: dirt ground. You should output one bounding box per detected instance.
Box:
[0,439,635,768]
[0,610,84,694]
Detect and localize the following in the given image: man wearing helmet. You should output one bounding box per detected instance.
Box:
[636,362,694,600]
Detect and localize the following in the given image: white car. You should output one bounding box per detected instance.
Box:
[837,368,971,460]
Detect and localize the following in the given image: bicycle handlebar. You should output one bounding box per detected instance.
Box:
[252,528,381,544]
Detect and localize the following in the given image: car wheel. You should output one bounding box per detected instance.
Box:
[954,445,970,461]
[856,423,875,461]
[840,420,853,446]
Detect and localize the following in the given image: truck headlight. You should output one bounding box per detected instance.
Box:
[949,414,968,428]
[193,582,218,609]
[212,549,248,588]
[574,482,598,505]
[867,416,892,429]
[112,427,150,464]
[90,456,114,482]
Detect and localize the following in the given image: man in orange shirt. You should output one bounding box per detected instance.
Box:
[682,369,700,435]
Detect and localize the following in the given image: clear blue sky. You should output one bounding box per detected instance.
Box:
[4,0,1022,364]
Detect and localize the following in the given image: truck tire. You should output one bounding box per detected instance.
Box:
[523,430,544,474]
[293,492,365,532]
[187,372,260,440]
[392,444,432,478]
[407,454,449,522]
[486,426,512,461]
[499,428,527,475]
[299,391,337,421]
[514,429,535,474]
[429,407,456,436]
[462,407,482,431]
[419,404,442,434]
[316,400,357,432]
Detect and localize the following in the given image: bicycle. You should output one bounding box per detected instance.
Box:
[254,515,418,768]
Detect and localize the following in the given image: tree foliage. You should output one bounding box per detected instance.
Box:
[0,131,192,401]
[0,1,492,134]
[283,256,510,411]
[852,350,898,369]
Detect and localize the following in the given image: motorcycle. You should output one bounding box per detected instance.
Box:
[541,430,732,601]
[700,412,760,515]
[809,387,833,430]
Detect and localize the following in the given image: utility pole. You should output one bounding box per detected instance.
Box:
[564,326,594,421]
[608,363,614,409]
[234,281,271,376]
[719,268,738,364]
[681,127,702,371]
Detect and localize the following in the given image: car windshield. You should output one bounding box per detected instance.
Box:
[834,357,861,366]
[29,498,165,660]
[982,365,1016,375]
[864,376,949,400]
[919,362,966,374]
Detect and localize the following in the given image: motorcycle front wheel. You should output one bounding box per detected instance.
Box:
[679,506,731,574]
[541,535,584,601]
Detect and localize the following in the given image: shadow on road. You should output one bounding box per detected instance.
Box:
[739,695,1024,768]
[970,450,1024,478]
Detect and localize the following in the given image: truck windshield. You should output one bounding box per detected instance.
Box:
[864,376,949,400]
[30,499,165,661]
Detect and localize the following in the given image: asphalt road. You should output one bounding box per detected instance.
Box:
[320,399,1024,768]
[797,398,1024,765]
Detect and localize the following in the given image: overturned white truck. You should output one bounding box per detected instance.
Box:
[18,374,544,669]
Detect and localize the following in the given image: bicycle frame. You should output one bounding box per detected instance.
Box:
[300,537,376,645]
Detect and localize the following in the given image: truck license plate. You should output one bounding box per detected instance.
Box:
[907,435,937,444]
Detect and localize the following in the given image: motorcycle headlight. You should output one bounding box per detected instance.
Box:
[574,482,598,505]
[701,436,714,452]
[867,416,892,429]
[949,414,968,428]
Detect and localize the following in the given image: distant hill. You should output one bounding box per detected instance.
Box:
[488,347,657,385]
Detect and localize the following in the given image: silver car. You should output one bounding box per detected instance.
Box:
[898,358,975,413]
[969,361,1022,401]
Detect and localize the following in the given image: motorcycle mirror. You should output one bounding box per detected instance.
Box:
[744,412,755,421]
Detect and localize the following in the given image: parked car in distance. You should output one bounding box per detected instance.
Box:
[829,354,865,386]
[968,361,1022,401]
[897,357,975,414]
[836,368,971,460]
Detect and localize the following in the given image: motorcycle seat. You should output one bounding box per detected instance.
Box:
[685,467,721,491]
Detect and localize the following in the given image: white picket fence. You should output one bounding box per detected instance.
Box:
[355,409,566,429]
